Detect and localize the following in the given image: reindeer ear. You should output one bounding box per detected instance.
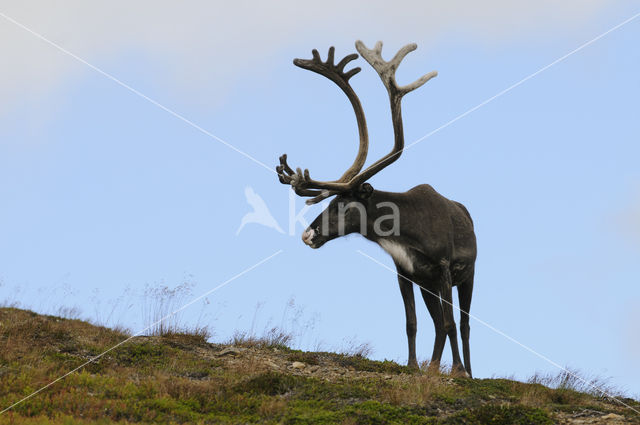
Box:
[355,183,374,200]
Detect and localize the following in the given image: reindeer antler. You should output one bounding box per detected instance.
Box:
[277,41,437,205]
[276,46,369,202]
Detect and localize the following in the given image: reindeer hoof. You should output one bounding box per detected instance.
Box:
[451,364,470,378]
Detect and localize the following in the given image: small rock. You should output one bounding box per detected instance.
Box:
[384,375,392,380]
[265,360,280,370]
[216,347,242,357]
[600,413,623,420]
[291,361,306,369]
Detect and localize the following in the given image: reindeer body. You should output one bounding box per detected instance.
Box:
[367,185,476,279]
[374,185,476,375]
[277,41,477,376]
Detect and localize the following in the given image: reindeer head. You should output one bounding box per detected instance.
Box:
[276,41,436,248]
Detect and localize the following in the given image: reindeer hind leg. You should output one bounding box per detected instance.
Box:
[419,281,446,372]
[457,268,474,378]
[440,261,465,375]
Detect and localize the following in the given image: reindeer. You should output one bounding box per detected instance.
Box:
[276,41,477,377]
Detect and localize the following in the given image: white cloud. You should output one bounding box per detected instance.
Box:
[0,0,622,112]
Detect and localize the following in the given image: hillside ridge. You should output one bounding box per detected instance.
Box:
[0,307,638,424]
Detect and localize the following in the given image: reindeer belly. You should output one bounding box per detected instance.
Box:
[378,240,416,274]
[378,239,459,283]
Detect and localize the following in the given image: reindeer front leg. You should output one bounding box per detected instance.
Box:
[397,270,418,369]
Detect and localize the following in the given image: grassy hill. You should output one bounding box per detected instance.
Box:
[0,307,638,424]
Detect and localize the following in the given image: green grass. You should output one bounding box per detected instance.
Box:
[0,307,638,424]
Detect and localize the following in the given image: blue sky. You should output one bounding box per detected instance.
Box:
[1,2,639,398]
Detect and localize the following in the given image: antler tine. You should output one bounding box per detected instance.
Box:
[372,41,383,55]
[389,43,417,69]
[336,53,358,72]
[276,155,325,197]
[355,40,437,97]
[278,154,294,176]
[306,189,337,205]
[326,46,335,65]
[400,70,438,94]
